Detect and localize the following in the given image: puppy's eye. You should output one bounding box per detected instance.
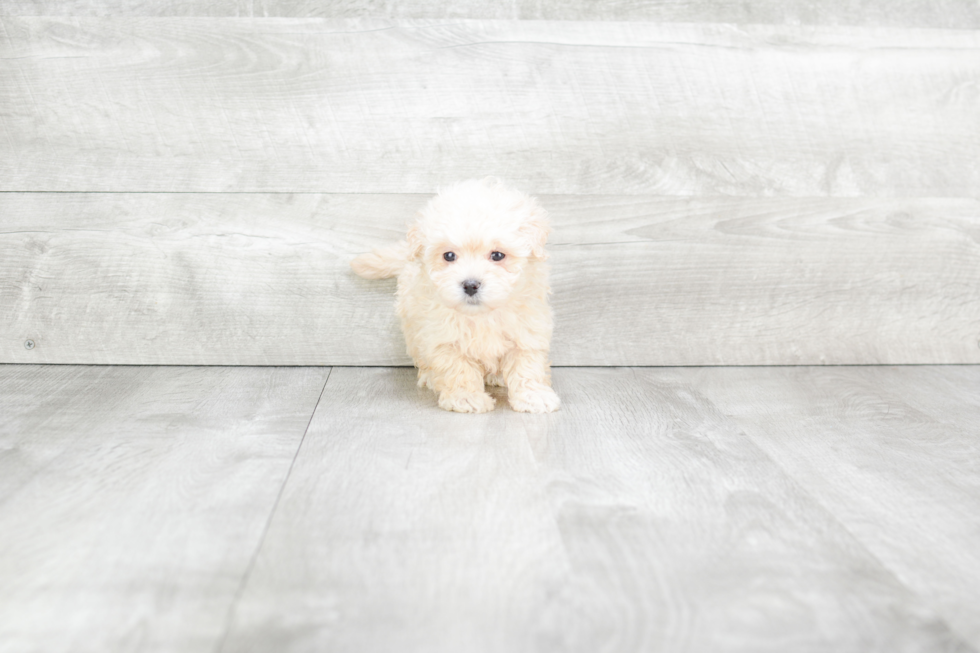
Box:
[443,252,456,262]
[490,251,505,262]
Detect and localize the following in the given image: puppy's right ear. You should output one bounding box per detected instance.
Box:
[519,205,551,261]
[406,222,425,259]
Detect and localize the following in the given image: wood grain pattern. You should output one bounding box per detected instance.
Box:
[2,18,979,195]
[0,365,330,653]
[2,192,978,366]
[218,367,970,652]
[2,365,978,651]
[686,365,980,648]
[5,0,980,28]
[219,367,569,653]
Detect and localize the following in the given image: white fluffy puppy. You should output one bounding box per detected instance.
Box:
[351,178,560,414]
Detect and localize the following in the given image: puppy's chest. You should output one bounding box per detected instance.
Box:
[456,314,518,363]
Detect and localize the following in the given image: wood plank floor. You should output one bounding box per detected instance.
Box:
[0,365,977,652]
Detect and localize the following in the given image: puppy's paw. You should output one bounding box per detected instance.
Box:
[438,391,496,413]
[509,385,561,413]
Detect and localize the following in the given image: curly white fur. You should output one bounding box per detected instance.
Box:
[351,178,560,413]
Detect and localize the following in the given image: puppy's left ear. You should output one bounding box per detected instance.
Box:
[406,221,425,259]
[520,205,550,260]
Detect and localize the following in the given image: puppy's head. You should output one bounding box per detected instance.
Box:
[407,178,549,313]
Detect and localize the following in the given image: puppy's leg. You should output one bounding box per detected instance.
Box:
[503,349,560,413]
[484,371,506,387]
[426,349,495,413]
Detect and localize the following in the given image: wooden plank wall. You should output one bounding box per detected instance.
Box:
[1,6,978,365]
[5,1,980,27]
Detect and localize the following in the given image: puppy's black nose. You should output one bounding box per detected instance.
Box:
[462,279,481,296]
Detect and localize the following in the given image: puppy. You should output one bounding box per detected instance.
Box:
[351,178,560,414]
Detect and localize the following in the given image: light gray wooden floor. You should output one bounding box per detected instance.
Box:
[1,364,978,653]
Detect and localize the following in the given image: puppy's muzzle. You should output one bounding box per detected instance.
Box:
[462,279,481,297]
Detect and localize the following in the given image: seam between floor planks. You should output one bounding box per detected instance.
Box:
[213,367,334,653]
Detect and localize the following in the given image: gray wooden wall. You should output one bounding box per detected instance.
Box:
[2,3,978,365]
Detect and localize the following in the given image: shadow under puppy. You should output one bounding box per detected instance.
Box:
[351,178,560,413]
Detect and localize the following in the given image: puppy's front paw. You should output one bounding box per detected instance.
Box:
[509,386,560,413]
[438,391,496,413]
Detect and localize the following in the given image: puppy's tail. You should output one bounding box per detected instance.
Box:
[350,241,411,279]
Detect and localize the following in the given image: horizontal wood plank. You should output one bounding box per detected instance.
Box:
[0,364,330,653]
[218,367,968,652]
[686,365,980,647]
[2,192,978,365]
[5,0,980,29]
[2,18,979,195]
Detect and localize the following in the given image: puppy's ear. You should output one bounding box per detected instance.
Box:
[406,221,425,259]
[519,206,550,260]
